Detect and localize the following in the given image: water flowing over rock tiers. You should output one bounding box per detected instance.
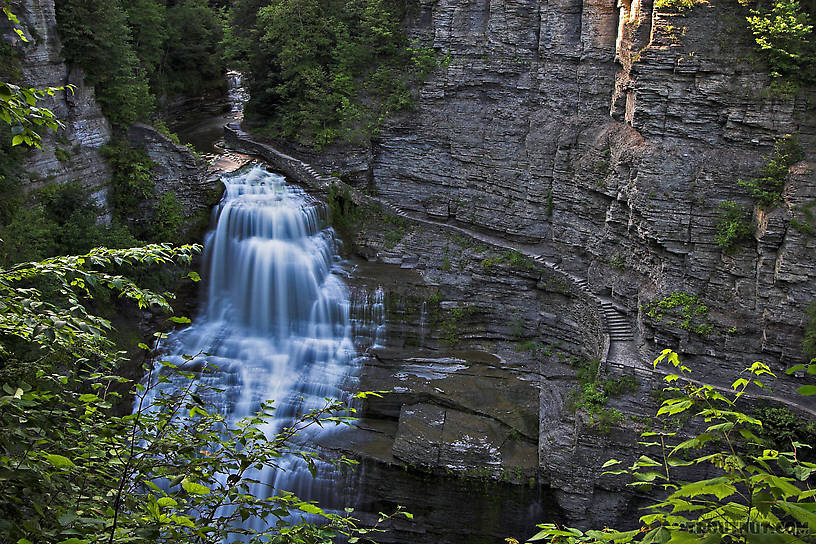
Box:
[153,166,389,526]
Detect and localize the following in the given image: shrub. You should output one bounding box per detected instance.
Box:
[745,0,816,85]
[0,181,139,265]
[714,200,754,252]
[738,135,803,208]
[151,191,185,243]
[103,139,155,224]
[644,292,713,336]
[654,0,703,12]
[530,351,816,544]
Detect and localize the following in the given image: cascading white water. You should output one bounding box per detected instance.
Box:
[152,164,383,524]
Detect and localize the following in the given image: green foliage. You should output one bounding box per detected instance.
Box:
[609,253,625,270]
[787,357,816,397]
[481,250,537,272]
[0,82,64,147]
[327,183,361,242]
[150,191,184,244]
[55,0,154,127]
[122,0,168,80]
[153,119,181,145]
[439,305,477,346]
[55,0,226,126]
[529,350,816,544]
[54,146,70,162]
[0,180,139,265]
[565,354,637,432]
[516,340,544,356]
[0,245,407,543]
[103,139,155,223]
[242,0,435,148]
[714,200,754,253]
[790,200,816,236]
[0,39,22,81]
[222,0,267,74]
[602,374,640,397]
[753,406,816,462]
[654,0,704,12]
[738,135,803,208]
[161,0,226,97]
[745,0,816,85]
[644,292,713,336]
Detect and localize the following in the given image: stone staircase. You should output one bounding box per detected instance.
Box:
[600,302,635,342]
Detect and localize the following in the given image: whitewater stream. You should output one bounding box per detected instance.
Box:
[149,163,384,527]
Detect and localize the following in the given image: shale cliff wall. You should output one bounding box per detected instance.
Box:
[8,0,111,203]
[7,0,216,230]
[310,0,816,394]
[255,1,816,537]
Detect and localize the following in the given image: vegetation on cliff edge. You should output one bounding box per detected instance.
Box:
[233,0,440,148]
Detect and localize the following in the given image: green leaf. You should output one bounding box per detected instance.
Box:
[298,503,324,515]
[187,271,201,282]
[45,454,76,469]
[181,479,210,495]
[11,134,24,146]
[157,497,178,508]
[796,385,816,396]
[670,476,736,500]
[169,316,192,324]
[666,531,702,544]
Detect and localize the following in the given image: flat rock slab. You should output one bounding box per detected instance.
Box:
[392,403,538,477]
[362,352,540,438]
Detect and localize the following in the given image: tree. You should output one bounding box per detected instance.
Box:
[55,0,154,127]
[162,0,226,97]
[526,350,816,544]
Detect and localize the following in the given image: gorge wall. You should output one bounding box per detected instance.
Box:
[309,0,816,391]
[245,0,816,539]
[7,0,217,233]
[9,0,111,203]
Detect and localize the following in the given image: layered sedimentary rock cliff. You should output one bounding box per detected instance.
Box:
[9,0,112,203]
[312,0,815,390]
[8,0,216,229]
[247,0,816,538]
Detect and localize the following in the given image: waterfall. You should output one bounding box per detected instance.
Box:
[226,70,249,119]
[148,164,383,526]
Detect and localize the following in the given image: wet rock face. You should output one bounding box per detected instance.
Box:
[11,0,112,204]
[9,1,218,234]
[127,123,222,239]
[311,0,816,387]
